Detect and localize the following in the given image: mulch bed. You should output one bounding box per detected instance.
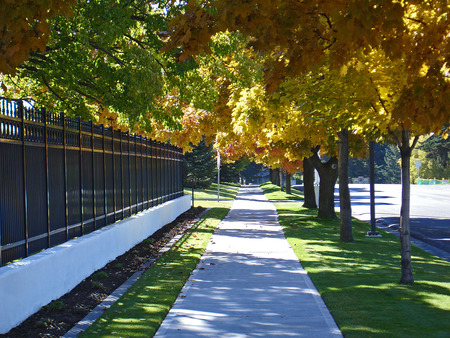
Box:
[1,206,205,338]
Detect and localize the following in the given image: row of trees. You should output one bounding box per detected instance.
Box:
[349,135,450,183]
[1,1,449,284]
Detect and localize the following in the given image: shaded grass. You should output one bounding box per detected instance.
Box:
[260,181,304,201]
[261,184,450,337]
[81,207,229,337]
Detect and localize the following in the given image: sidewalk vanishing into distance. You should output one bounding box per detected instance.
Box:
[155,186,342,337]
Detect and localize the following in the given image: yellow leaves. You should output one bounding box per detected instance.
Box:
[339,64,348,76]
[0,0,76,74]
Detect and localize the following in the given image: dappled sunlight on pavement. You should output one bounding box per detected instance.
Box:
[155,186,342,337]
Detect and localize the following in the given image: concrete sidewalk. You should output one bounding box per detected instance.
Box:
[155,186,342,337]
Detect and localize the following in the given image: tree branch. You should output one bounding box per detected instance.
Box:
[89,42,124,65]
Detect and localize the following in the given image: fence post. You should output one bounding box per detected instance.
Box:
[112,128,116,222]
[102,124,107,225]
[134,135,138,212]
[140,136,144,211]
[19,100,29,257]
[78,117,84,235]
[120,131,124,219]
[145,137,149,209]
[43,107,51,248]
[91,121,96,229]
[62,112,69,241]
[128,132,131,215]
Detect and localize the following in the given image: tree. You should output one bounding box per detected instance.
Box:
[338,129,353,241]
[0,0,76,75]
[417,133,450,180]
[183,138,217,188]
[164,0,449,283]
[302,157,318,209]
[1,0,200,131]
[221,157,249,183]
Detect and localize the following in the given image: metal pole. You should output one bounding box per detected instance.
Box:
[91,121,96,230]
[19,100,29,256]
[78,117,84,235]
[62,113,69,240]
[217,150,220,202]
[102,125,107,226]
[43,107,51,248]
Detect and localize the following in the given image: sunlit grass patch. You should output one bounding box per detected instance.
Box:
[184,182,240,201]
[82,207,229,337]
[265,186,450,338]
[260,181,304,200]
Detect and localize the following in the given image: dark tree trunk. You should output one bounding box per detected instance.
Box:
[398,129,418,284]
[270,169,280,186]
[286,173,291,194]
[338,129,353,242]
[309,149,338,219]
[279,169,284,190]
[303,157,317,208]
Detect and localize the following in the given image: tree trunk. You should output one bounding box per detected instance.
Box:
[279,169,284,190]
[398,129,417,284]
[303,157,317,208]
[309,150,338,219]
[286,173,291,194]
[338,129,353,242]
[270,169,280,186]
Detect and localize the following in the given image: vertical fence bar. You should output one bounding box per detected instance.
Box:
[145,138,149,209]
[43,107,51,248]
[112,128,116,222]
[156,142,160,205]
[102,125,107,225]
[141,136,144,211]
[120,131,124,219]
[135,135,138,212]
[62,113,69,240]
[127,132,131,215]
[19,100,29,257]
[78,117,84,235]
[150,140,156,207]
[91,121,96,229]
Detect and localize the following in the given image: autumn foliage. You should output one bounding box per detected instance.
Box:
[0,0,76,75]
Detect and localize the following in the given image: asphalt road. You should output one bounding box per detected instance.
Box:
[340,183,450,261]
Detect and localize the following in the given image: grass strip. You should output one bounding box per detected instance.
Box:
[184,182,240,209]
[184,182,240,200]
[261,183,450,337]
[260,181,304,200]
[81,207,229,337]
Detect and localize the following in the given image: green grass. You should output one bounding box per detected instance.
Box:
[81,207,230,337]
[261,183,450,337]
[184,182,240,208]
[260,181,304,200]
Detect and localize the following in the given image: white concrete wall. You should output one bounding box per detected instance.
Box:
[0,195,191,334]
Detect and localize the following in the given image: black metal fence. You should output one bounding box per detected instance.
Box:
[0,98,184,266]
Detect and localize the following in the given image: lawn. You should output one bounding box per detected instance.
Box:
[183,182,240,208]
[261,182,450,337]
[260,181,304,200]
[81,197,233,336]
